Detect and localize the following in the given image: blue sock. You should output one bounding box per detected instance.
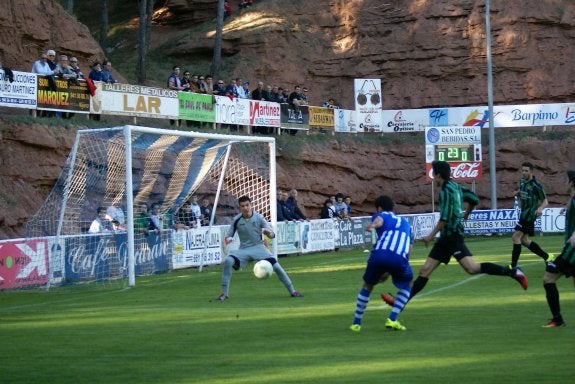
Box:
[389,287,411,321]
[353,288,370,325]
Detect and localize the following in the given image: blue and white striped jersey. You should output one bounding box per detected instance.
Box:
[372,211,412,259]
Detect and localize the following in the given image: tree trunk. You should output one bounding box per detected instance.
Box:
[65,0,74,14]
[99,0,108,53]
[210,0,225,78]
[145,0,154,55]
[136,0,147,83]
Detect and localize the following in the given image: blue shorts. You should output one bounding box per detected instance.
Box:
[363,249,413,289]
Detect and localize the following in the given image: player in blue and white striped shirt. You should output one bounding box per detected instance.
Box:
[350,195,413,332]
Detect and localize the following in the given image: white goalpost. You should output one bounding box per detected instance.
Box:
[25,125,276,289]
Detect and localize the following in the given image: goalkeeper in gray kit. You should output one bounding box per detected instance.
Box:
[217,195,303,300]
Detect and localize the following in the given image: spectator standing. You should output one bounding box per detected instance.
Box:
[181,71,192,91]
[200,196,214,226]
[286,188,307,221]
[190,195,203,227]
[344,196,352,216]
[55,55,77,81]
[213,79,226,95]
[268,85,282,103]
[320,199,335,219]
[288,85,308,110]
[167,66,185,126]
[31,52,54,76]
[333,193,349,219]
[224,1,231,19]
[89,62,105,82]
[197,75,207,93]
[88,207,113,233]
[188,74,202,93]
[322,98,339,109]
[148,203,165,233]
[69,57,84,79]
[174,201,196,230]
[46,49,57,71]
[225,78,239,98]
[251,81,266,100]
[101,60,117,83]
[204,75,215,94]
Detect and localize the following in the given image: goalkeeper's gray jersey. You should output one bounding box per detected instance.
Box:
[228,211,271,249]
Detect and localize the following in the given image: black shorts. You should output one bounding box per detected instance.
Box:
[546,244,575,277]
[428,233,472,265]
[515,218,535,236]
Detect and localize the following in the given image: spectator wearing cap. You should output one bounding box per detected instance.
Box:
[241,81,250,99]
[46,49,57,70]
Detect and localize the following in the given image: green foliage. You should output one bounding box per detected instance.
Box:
[0,235,572,383]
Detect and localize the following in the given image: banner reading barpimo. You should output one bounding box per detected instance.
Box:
[0,70,37,109]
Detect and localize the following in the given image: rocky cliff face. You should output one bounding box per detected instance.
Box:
[159,0,575,109]
[0,0,574,239]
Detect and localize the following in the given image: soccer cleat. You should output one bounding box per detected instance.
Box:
[217,293,228,301]
[512,267,528,290]
[542,319,565,328]
[349,324,361,332]
[385,318,406,331]
[546,253,554,263]
[381,293,395,307]
[290,291,304,298]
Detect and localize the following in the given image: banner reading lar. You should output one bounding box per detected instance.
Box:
[354,78,383,132]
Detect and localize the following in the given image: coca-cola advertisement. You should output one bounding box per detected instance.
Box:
[426,161,482,181]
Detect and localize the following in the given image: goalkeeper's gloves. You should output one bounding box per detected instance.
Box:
[224,237,234,245]
[262,228,274,238]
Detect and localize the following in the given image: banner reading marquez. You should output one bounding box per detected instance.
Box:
[37,76,90,113]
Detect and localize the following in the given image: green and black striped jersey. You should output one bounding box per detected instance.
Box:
[519,177,546,222]
[438,180,479,237]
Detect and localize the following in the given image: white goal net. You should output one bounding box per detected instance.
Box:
[25,126,276,289]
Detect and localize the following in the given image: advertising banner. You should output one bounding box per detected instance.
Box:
[335,217,372,249]
[214,95,250,125]
[172,227,223,269]
[276,222,300,254]
[334,109,358,133]
[63,232,170,283]
[0,70,37,109]
[299,219,337,254]
[249,99,281,127]
[37,76,90,113]
[178,92,216,122]
[402,213,440,240]
[308,106,334,128]
[0,238,48,289]
[280,103,309,126]
[354,78,382,132]
[91,82,179,119]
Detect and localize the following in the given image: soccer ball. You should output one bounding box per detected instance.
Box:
[253,260,273,279]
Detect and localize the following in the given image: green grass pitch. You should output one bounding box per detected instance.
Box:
[0,234,573,383]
